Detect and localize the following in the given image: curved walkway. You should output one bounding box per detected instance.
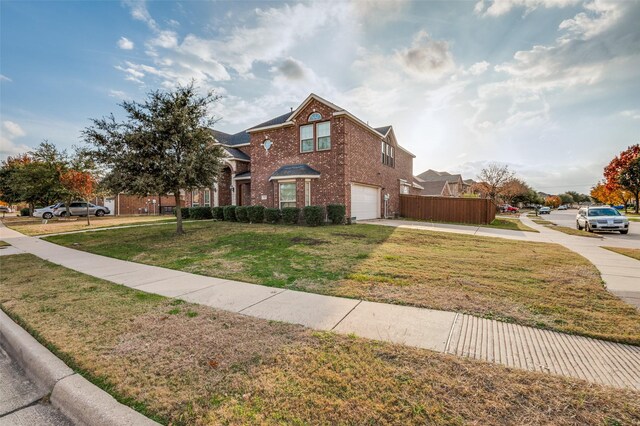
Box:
[1,223,639,390]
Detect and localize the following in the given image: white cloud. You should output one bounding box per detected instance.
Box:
[396,31,455,81]
[3,121,26,138]
[117,37,134,50]
[108,89,128,99]
[474,0,580,17]
[123,0,158,31]
[0,121,30,160]
[558,0,622,40]
[620,110,640,120]
[0,74,11,82]
[466,61,490,75]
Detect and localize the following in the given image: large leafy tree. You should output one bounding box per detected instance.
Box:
[83,83,225,234]
[0,142,68,214]
[475,163,516,203]
[604,144,640,213]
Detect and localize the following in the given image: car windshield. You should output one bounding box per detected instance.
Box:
[588,208,620,217]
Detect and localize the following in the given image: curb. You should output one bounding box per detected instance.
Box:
[0,309,160,426]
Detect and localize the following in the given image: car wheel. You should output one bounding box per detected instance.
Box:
[576,221,582,230]
[43,212,53,219]
[586,223,593,233]
[59,211,67,217]
[95,210,105,217]
[620,230,629,234]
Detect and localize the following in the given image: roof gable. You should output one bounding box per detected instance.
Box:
[287,93,344,122]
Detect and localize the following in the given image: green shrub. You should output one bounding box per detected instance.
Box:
[190,206,213,220]
[327,204,346,224]
[281,207,300,225]
[236,206,249,223]
[174,207,191,219]
[223,205,237,222]
[20,207,30,217]
[303,205,324,227]
[212,206,225,220]
[247,205,265,223]
[264,208,281,224]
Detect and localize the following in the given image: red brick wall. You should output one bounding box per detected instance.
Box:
[218,167,232,206]
[107,194,178,215]
[249,99,346,209]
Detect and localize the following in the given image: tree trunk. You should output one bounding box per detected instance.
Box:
[635,192,639,214]
[86,199,91,226]
[65,198,71,218]
[175,192,184,235]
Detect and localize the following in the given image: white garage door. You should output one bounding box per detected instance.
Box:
[351,184,379,220]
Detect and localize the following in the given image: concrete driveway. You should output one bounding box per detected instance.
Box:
[539,209,640,243]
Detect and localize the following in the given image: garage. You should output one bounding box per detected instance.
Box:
[350,184,380,220]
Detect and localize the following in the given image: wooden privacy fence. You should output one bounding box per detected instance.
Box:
[399,195,497,225]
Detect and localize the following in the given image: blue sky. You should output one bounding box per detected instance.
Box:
[2,0,639,193]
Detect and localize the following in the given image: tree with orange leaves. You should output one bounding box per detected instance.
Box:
[59,169,96,225]
[590,182,631,208]
[544,195,561,208]
[604,144,640,213]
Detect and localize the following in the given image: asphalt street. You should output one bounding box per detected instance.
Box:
[0,345,71,426]
[537,208,640,243]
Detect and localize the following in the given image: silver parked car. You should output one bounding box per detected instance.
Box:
[576,206,629,234]
[52,202,110,217]
[33,205,57,219]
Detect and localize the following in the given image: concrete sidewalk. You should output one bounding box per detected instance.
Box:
[1,223,639,390]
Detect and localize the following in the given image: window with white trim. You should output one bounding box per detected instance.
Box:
[381,141,394,167]
[204,189,211,206]
[300,125,314,153]
[316,122,330,150]
[279,182,297,209]
[308,112,322,122]
[191,190,200,207]
[304,180,311,206]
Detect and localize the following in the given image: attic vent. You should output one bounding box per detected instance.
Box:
[308,112,322,122]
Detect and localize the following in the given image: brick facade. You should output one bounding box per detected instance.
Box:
[243,96,419,217]
[105,94,420,219]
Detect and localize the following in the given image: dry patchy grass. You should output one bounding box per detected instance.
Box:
[46,222,640,344]
[0,240,10,247]
[3,215,175,236]
[531,218,603,238]
[1,254,638,425]
[603,246,640,261]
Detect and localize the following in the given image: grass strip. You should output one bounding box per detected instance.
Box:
[1,253,638,425]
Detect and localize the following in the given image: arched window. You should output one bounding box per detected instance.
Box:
[308,112,322,122]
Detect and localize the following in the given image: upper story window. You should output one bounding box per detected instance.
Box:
[300,124,314,152]
[316,122,331,150]
[308,112,322,122]
[300,121,331,153]
[381,141,394,167]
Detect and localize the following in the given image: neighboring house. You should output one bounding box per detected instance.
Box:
[416,169,465,197]
[419,181,453,197]
[210,93,422,219]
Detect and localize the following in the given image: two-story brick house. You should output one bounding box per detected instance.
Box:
[210,94,422,219]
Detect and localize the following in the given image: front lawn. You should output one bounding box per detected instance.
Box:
[1,254,638,425]
[46,221,640,344]
[531,218,603,238]
[401,217,538,232]
[3,215,176,236]
[603,246,640,261]
[0,240,10,247]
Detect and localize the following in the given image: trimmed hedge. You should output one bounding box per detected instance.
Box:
[327,204,346,225]
[264,208,281,224]
[247,205,265,223]
[223,205,237,222]
[303,205,324,227]
[20,207,30,217]
[212,206,224,220]
[189,206,213,220]
[236,206,249,223]
[281,207,300,225]
[175,207,191,219]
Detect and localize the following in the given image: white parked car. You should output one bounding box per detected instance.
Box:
[52,202,110,217]
[576,206,629,234]
[557,205,568,210]
[33,205,57,220]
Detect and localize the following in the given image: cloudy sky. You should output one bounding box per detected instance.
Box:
[2,0,639,193]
